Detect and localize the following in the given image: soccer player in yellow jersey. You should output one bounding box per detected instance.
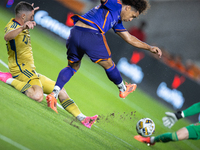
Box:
[0,1,97,128]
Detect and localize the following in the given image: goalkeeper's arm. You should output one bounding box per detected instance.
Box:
[182,102,200,118]
[163,102,200,128]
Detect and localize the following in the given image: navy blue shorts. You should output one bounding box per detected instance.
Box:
[66,26,111,63]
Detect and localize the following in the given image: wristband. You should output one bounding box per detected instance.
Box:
[175,111,183,120]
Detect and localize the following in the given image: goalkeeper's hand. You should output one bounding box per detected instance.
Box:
[162,111,183,128]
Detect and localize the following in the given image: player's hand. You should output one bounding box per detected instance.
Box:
[149,46,162,58]
[23,21,36,30]
[31,3,39,11]
[162,112,178,128]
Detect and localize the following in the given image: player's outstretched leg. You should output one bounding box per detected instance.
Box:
[119,82,137,98]
[0,71,12,83]
[134,135,155,146]
[81,115,98,129]
[99,59,137,99]
[46,92,58,113]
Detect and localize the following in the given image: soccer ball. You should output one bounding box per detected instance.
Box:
[136,118,155,137]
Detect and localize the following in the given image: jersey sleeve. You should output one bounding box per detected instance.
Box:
[112,20,127,33]
[183,102,200,118]
[101,0,121,11]
[4,21,21,34]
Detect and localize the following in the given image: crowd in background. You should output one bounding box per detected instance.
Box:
[159,50,200,83]
[4,0,200,84]
[128,21,200,83]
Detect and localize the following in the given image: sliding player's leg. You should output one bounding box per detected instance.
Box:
[151,123,200,143]
[58,88,98,129]
[40,73,98,128]
[134,123,200,145]
[185,123,200,140]
[97,58,137,98]
[134,132,180,146]
[0,71,43,102]
[24,84,43,102]
[177,127,189,140]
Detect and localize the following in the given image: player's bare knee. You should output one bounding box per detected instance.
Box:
[26,92,43,102]
[69,61,80,71]
[97,59,113,69]
[25,86,43,102]
[176,127,189,140]
[33,92,43,102]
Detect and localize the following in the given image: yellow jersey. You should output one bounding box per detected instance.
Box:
[4,18,35,77]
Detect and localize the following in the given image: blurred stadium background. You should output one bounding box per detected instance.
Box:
[2,0,198,121]
[0,0,200,149]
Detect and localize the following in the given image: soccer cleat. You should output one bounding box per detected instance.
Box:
[134,135,155,146]
[81,115,98,129]
[119,82,137,98]
[0,72,12,83]
[46,92,58,113]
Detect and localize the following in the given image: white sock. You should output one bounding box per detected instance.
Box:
[150,137,155,144]
[6,78,14,85]
[52,85,61,99]
[117,81,126,92]
[77,113,86,122]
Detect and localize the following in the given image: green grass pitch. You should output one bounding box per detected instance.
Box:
[0,6,200,150]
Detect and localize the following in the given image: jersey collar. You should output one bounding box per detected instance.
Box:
[13,18,22,26]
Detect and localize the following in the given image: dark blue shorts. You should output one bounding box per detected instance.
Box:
[66,26,111,63]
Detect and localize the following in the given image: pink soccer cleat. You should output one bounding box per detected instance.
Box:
[81,115,98,129]
[0,72,12,83]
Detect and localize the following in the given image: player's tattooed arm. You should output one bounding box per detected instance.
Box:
[4,22,36,41]
[4,27,24,41]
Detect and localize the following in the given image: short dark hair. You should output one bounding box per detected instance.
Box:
[15,1,34,15]
[122,0,150,14]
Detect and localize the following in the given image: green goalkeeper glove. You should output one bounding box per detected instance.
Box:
[162,111,184,128]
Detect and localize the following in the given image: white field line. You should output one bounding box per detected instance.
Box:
[0,134,30,150]
[0,59,134,149]
[0,60,30,150]
[0,59,8,69]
